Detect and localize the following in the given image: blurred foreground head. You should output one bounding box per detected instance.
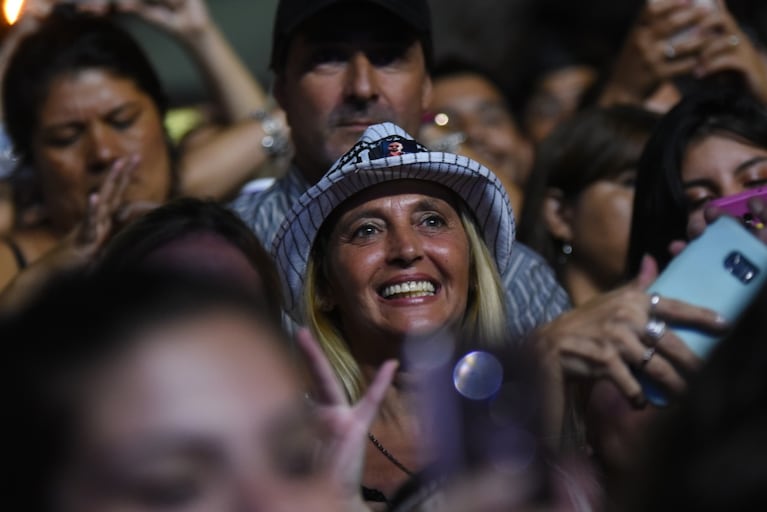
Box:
[2,270,341,512]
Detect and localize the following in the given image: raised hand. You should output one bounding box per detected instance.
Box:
[693,1,767,104]
[113,0,212,40]
[600,0,712,105]
[531,254,724,412]
[0,156,142,310]
[67,155,140,257]
[296,328,397,508]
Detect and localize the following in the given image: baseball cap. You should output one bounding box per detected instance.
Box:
[270,0,433,70]
[272,122,516,319]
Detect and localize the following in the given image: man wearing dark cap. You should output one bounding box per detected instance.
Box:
[231,0,569,336]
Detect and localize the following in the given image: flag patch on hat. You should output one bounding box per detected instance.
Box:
[370,137,423,159]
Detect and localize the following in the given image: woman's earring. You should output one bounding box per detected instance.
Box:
[557,241,573,266]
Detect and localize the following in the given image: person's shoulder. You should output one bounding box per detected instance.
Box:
[506,241,558,275]
[229,177,286,220]
[501,241,571,335]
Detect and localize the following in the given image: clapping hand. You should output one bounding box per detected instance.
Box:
[113,0,212,40]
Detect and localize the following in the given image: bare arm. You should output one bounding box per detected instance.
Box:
[114,0,290,198]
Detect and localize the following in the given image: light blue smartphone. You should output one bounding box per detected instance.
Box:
[639,216,767,406]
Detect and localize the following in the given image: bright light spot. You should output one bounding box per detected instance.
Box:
[434,112,449,127]
[4,0,25,25]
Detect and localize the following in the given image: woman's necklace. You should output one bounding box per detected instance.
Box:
[368,432,414,476]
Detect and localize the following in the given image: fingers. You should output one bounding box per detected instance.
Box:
[107,155,140,212]
[74,0,112,16]
[639,348,688,395]
[295,328,348,405]
[652,329,703,372]
[651,294,728,329]
[78,156,140,246]
[646,2,711,39]
[604,353,645,408]
[354,360,398,427]
[633,254,660,290]
[668,239,688,257]
[747,198,767,243]
[77,193,101,245]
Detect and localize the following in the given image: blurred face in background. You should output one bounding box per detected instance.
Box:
[426,72,532,212]
[523,65,596,143]
[275,5,432,182]
[32,69,171,233]
[57,311,341,512]
[563,170,636,292]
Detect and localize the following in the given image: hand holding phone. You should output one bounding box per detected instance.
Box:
[638,216,767,405]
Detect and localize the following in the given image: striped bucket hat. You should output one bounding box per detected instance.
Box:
[272,122,515,319]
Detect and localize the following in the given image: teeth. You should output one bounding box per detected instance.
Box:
[381,281,436,299]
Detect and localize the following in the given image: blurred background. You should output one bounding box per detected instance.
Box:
[1,0,765,108]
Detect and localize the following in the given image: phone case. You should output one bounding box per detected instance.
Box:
[639,216,767,405]
[709,186,767,227]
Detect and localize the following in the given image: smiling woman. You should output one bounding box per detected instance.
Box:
[273,122,509,502]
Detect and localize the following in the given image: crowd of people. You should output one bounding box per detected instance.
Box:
[2,0,767,510]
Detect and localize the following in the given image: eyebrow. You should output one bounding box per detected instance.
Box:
[734,156,767,175]
[339,198,453,224]
[100,435,223,470]
[41,102,141,130]
[683,156,767,189]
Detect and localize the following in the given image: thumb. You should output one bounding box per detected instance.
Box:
[634,253,659,290]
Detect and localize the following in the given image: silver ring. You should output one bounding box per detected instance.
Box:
[639,346,657,370]
[728,34,740,47]
[664,42,677,59]
[645,317,667,343]
[649,293,661,315]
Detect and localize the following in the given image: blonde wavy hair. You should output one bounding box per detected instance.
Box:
[303,204,507,401]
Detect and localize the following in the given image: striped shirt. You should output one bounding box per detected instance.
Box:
[230,165,571,340]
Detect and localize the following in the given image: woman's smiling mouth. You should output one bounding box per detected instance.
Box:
[379,280,437,300]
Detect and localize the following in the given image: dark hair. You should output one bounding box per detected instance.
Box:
[627,88,767,275]
[271,1,433,72]
[98,198,283,323]
[431,58,504,91]
[619,280,767,511]
[2,6,168,165]
[430,57,518,119]
[518,105,659,278]
[2,269,285,512]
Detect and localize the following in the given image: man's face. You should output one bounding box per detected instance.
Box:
[275,6,432,183]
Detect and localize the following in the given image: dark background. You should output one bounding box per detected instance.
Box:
[10,0,763,108]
